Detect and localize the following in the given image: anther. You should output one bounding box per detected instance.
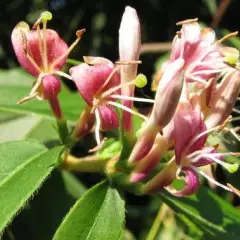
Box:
[216,31,238,44]
[227,183,240,197]
[115,60,142,65]
[33,11,53,29]
[176,31,182,38]
[176,18,198,26]
[50,28,86,71]
[20,30,41,73]
[76,29,86,38]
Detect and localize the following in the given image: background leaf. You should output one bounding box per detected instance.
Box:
[158,187,240,239]
[53,181,125,240]
[0,140,63,233]
[0,68,85,123]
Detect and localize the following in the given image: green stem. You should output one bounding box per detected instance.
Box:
[48,97,69,144]
[62,153,109,172]
[57,119,69,144]
[146,203,168,240]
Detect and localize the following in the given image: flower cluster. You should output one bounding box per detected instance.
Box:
[12,8,240,197]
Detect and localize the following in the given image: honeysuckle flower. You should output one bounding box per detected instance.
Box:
[11,11,84,119]
[153,19,238,89]
[70,57,120,143]
[129,58,184,163]
[119,6,141,133]
[143,93,239,196]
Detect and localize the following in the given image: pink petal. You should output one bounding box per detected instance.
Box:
[98,105,119,130]
[173,99,207,164]
[41,74,61,100]
[166,167,200,197]
[11,22,68,76]
[70,63,120,106]
[193,147,222,167]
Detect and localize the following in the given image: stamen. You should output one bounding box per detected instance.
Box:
[42,20,48,72]
[20,30,41,73]
[190,68,229,77]
[56,71,73,80]
[89,137,107,153]
[32,11,52,29]
[50,29,86,71]
[107,101,149,121]
[192,166,233,192]
[111,94,155,103]
[36,26,45,71]
[233,108,240,115]
[176,18,198,26]
[176,165,182,177]
[115,60,142,65]
[176,31,182,38]
[227,183,240,197]
[101,78,136,99]
[202,154,239,173]
[231,116,240,122]
[94,108,101,145]
[228,128,240,142]
[186,120,230,152]
[17,74,44,104]
[101,73,147,100]
[17,92,38,105]
[188,76,208,84]
[97,66,121,94]
[216,31,238,44]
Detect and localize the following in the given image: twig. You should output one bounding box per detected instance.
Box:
[211,0,232,28]
[140,42,172,54]
[146,203,169,240]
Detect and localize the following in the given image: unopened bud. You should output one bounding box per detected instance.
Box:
[150,58,185,129]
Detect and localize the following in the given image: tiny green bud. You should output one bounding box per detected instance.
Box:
[135,74,147,88]
[41,11,52,22]
[226,163,239,173]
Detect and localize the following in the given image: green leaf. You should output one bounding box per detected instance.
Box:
[0,68,85,122]
[158,187,240,239]
[53,181,125,240]
[0,140,63,233]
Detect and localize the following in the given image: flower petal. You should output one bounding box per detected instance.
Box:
[70,63,120,105]
[98,105,119,130]
[166,167,200,197]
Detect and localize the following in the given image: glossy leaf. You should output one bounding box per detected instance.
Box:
[53,181,125,240]
[158,187,240,239]
[0,140,62,233]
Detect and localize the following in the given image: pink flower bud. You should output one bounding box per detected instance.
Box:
[119,6,141,132]
[129,58,184,163]
[205,70,240,129]
[130,135,168,182]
